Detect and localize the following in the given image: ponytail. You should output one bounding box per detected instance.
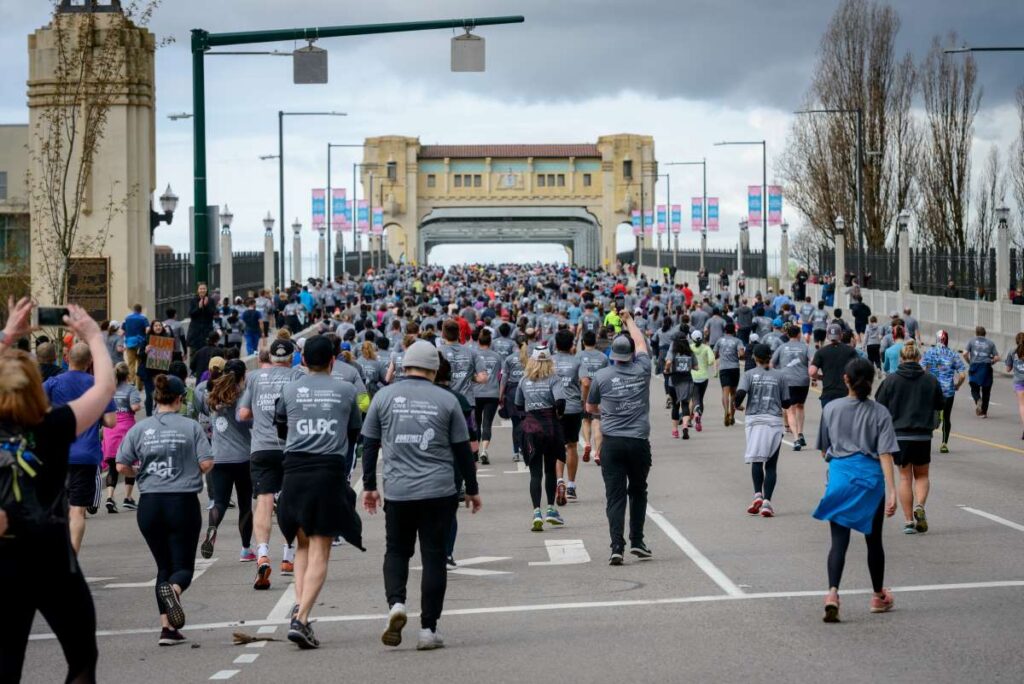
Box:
[899,339,921,363]
[1015,332,1024,362]
[844,358,875,401]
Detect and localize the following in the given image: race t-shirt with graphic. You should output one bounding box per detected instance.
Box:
[275,373,362,457]
[588,354,653,439]
[199,400,252,464]
[331,359,369,396]
[515,374,566,411]
[475,348,503,399]
[113,382,142,413]
[738,366,790,417]
[239,365,303,453]
[714,335,745,370]
[442,342,485,407]
[771,340,811,388]
[553,352,585,414]
[116,412,212,494]
[577,348,609,379]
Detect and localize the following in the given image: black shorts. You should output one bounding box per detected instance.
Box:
[67,464,101,508]
[789,385,809,405]
[560,413,583,444]
[813,329,826,343]
[719,368,740,388]
[894,439,931,467]
[277,462,358,541]
[250,450,285,495]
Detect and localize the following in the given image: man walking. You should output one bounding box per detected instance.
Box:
[362,341,481,650]
[587,310,653,566]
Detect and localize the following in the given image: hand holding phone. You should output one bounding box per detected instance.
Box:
[34,306,70,328]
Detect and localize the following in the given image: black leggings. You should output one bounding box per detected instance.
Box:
[693,381,709,415]
[867,344,881,369]
[511,415,524,454]
[103,458,135,489]
[940,394,955,443]
[751,449,780,499]
[475,398,500,442]
[209,461,254,548]
[2,543,97,683]
[670,386,692,421]
[137,492,202,615]
[827,500,886,592]
[526,432,561,508]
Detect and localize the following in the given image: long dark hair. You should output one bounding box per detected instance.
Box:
[844,358,875,401]
[1016,332,1024,362]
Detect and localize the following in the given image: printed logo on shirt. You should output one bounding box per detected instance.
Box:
[297,386,310,395]
[295,418,338,436]
[144,428,156,437]
[146,459,178,479]
[215,416,229,433]
[394,427,435,450]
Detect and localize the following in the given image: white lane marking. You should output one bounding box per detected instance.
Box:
[478,474,496,478]
[266,583,297,621]
[646,506,745,597]
[413,556,512,576]
[85,577,116,583]
[529,539,591,566]
[245,640,268,649]
[503,462,530,474]
[447,567,512,576]
[104,558,217,589]
[209,671,239,680]
[233,654,260,664]
[256,626,277,635]
[29,580,1024,641]
[959,506,1024,533]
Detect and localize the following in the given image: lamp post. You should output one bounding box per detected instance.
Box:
[327,143,364,280]
[714,140,768,280]
[666,159,707,264]
[150,184,179,234]
[643,172,669,272]
[291,218,303,285]
[218,204,234,301]
[262,212,275,291]
[834,215,846,287]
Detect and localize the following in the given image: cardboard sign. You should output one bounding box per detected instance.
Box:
[145,335,174,371]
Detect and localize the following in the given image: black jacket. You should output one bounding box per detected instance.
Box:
[875,363,945,437]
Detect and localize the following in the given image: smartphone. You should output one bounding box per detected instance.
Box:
[34,306,69,327]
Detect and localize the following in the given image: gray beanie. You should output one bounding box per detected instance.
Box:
[402,340,441,371]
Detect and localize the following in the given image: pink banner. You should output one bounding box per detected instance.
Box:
[331,188,349,232]
[311,188,326,230]
[747,185,762,227]
[707,197,719,231]
[768,185,783,225]
[357,199,369,233]
[670,204,682,233]
[643,210,654,236]
[656,204,667,234]
[691,197,703,231]
[631,210,641,236]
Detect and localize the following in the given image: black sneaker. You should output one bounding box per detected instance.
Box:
[446,555,457,568]
[288,618,320,649]
[106,497,118,514]
[630,542,653,560]
[122,497,138,511]
[200,526,217,559]
[609,549,624,566]
[157,582,185,629]
[87,505,99,515]
[158,627,187,646]
[479,452,490,465]
[227,499,236,509]
[681,427,689,440]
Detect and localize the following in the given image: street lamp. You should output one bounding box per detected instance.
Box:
[327,142,364,280]
[714,140,768,281]
[150,184,178,235]
[219,204,234,233]
[263,211,275,234]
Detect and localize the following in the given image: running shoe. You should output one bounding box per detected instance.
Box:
[630,542,653,559]
[823,593,841,623]
[381,603,407,647]
[228,500,236,509]
[446,555,457,568]
[157,581,185,629]
[158,627,187,646]
[479,450,490,466]
[531,509,544,532]
[416,628,445,651]
[555,480,568,507]
[281,560,294,575]
[609,549,624,566]
[87,505,99,515]
[672,429,679,439]
[724,414,730,427]
[682,427,690,440]
[975,400,982,416]
[332,536,344,547]
[869,588,894,613]
[200,526,217,559]
[694,413,702,432]
[105,497,118,514]
[665,396,672,409]
[122,497,138,510]
[914,505,928,533]
[253,556,272,590]
[566,485,578,501]
[513,451,521,463]
[746,494,764,516]
[759,500,775,518]
[240,548,256,562]
[902,522,917,535]
[545,507,564,526]
[582,444,591,462]
[288,618,320,649]
[939,443,949,453]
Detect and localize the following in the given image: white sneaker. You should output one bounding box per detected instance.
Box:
[416,627,445,651]
[381,603,407,647]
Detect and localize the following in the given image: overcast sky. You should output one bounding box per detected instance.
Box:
[1,0,1023,265]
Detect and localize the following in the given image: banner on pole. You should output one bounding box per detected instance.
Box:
[372,208,384,236]
[691,197,703,231]
[747,185,762,226]
[768,185,783,225]
[331,189,348,231]
[631,210,641,236]
[643,209,654,236]
[708,197,720,231]
[656,204,667,234]
[311,188,326,230]
[357,200,369,233]
[670,204,682,233]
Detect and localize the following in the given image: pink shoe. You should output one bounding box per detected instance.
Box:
[869,588,894,613]
[694,414,702,432]
[759,500,775,518]
[823,592,840,623]
[672,429,679,439]
[746,495,763,515]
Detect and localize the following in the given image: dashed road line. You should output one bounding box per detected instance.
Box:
[529,539,591,566]
[209,671,239,680]
[645,505,745,597]
[104,558,217,589]
[233,654,260,664]
[958,506,1024,533]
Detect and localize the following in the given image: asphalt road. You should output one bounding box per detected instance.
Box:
[22,368,1024,683]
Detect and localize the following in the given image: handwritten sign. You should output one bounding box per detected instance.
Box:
[145,335,174,371]
[66,257,109,322]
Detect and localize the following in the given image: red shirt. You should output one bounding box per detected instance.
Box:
[682,287,694,308]
[612,283,627,296]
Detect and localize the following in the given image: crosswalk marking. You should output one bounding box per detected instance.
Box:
[104,558,217,589]
[529,539,591,566]
[958,506,1024,533]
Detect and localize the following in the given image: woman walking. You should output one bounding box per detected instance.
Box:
[515,343,567,530]
[199,360,255,562]
[875,341,945,534]
[813,358,899,623]
[735,344,790,517]
[1003,332,1024,440]
[473,330,503,465]
[102,362,141,513]
[499,342,528,462]
[665,335,697,440]
[689,330,715,432]
[116,374,214,645]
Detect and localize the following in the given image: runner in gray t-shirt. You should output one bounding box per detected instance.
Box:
[770,326,813,450]
[117,411,213,494]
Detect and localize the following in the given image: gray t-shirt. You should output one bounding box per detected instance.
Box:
[331,359,369,396]
[492,335,517,359]
[738,366,789,417]
[965,337,998,365]
[442,343,485,407]
[113,382,141,414]
[816,397,900,461]
[714,336,745,370]
[116,412,212,494]
[588,354,653,439]
[1005,351,1024,384]
[771,340,811,387]
[689,309,709,332]
[355,356,384,396]
[501,353,526,390]
[706,316,728,346]
[810,308,830,331]
[275,373,362,457]
[239,365,303,453]
[361,377,470,502]
[579,312,602,334]
[734,305,754,328]
[475,348,503,399]
[199,398,252,464]
[553,352,584,414]
[515,374,566,411]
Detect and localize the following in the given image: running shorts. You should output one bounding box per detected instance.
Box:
[789,385,809,405]
[801,323,812,335]
[559,413,583,445]
[893,439,931,467]
[813,329,826,343]
[719,368,740,388]
[250,450,285,495]
[67,464,101,508]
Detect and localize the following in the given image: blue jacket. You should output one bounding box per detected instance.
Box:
[122,312,149,349]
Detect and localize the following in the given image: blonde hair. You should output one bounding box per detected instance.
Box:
[524,357,554,381]
[276,328,292,340]
[900,339,921,362]
[0,351,50,427]
[361,341,377,361]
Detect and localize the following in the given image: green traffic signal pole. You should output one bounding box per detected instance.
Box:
[190,15,525,289]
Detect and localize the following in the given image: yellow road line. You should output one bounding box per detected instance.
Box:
[948,432,1024,455]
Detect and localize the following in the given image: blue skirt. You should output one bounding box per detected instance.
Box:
[812,453,884,535]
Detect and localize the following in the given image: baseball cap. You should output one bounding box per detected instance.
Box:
[403,340,441,371]
[827,323,843,341]
[109,319,120,328]
[302,335,334,367]
[160,375,187,398]
[749,332,760,343]
[889,310,899,318]
[689,329,703,343]
[208,356,227,372]
[530,342,553,361]
[609,335,634,362]
[773,317,784,328]
[269,338,296,362]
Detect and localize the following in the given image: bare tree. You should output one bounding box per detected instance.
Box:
[917,33,981,250]
[789,223,832,274]
[972,145,1007,252]
[778,0,917,251]
[1011,84,1024,249]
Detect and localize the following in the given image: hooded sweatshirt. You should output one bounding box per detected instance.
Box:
[874,362,945,439]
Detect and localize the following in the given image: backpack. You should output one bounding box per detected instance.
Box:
[0,427,62,538]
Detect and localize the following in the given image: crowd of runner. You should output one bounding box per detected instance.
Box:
[2,261,1023,681]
